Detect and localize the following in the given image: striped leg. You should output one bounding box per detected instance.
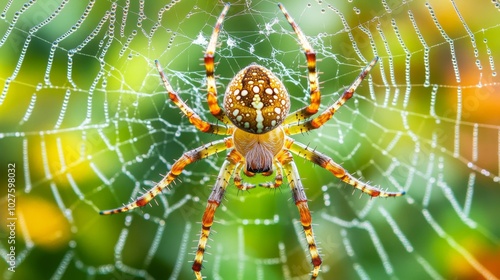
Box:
[204,3,232,124]
[192,149,241,279]
[99,138,233,215]
[286,137,406,197]
[285,57,379,135]
[278,150,322,279]
[155,60,232,135]
[278,3,320,125]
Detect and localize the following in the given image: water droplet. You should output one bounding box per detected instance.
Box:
[125,215,132,225]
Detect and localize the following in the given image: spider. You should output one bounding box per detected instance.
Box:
[100,3,405,279]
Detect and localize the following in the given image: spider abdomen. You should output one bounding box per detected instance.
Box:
[224,64,290,134]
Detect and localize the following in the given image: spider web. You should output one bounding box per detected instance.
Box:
[1,0,499,279]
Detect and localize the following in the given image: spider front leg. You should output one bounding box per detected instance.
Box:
[278,150,322,279]
[279,3,321,124]
[233,159,283,191]
[192,149,241,280]
[286,137,406,197]
[99,137,233,215]
[286,57,379,135]
[204,3,232,124]
[155,60,232,135]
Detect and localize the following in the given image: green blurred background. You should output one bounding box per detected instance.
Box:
[1,0,499,279]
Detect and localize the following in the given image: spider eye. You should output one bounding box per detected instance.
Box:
[224,65,290,134]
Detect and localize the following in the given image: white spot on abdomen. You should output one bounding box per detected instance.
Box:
[252,94,264,133]
[255,110,264,133]
[252,94,263,110]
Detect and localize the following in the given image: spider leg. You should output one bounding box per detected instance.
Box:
[285,57,379,135]
[204,3,232,124]
[278,4,320,124]
[99,137,233,215]
[192,149,241,280]
[259,159,284,189]
[234,162,256,191]
[155,60,232,135]
[278,150,322,279]
[285,137,406,197]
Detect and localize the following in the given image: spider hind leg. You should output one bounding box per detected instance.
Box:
[278,150,322,279]
[192,150,241,279]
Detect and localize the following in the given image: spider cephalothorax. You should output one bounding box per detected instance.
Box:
[100,3,405,280]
